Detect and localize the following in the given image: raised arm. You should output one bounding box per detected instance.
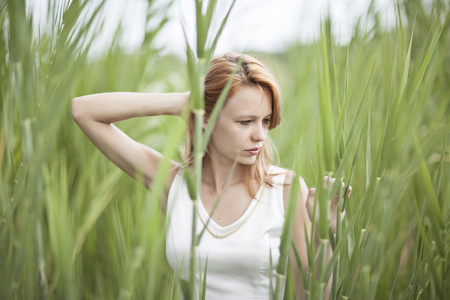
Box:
[70,92,189,209]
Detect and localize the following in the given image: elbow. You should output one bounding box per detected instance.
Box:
[70,97,84,123]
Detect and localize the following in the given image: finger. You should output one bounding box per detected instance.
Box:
[306,188,316,219]
[307,188,316,205]
[323,176,336,188]
[341,185,352,198]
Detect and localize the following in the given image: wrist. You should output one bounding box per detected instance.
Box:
[173,92,190,116]
[158,92,189,116]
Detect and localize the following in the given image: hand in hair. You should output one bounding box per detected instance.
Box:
[305,176,352,234]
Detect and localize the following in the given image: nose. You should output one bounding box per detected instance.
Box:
[252,123,267,142]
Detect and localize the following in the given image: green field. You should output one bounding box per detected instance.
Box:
[1,0,449,299]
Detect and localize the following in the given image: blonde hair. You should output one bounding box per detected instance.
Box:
[186,52,282,197]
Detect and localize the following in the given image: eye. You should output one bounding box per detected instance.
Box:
[263,118,271,125]
[239,120,251,125]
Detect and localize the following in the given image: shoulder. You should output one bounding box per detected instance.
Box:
[269,166,306,188]
[267,165,289,182]
[268,165,288,175]
[166,163,187,190]
[278,168,309,210]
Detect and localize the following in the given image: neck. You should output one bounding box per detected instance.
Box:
[201,156,246,194]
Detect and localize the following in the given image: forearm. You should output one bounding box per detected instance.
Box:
[313,232,332,300]
[71,92,189,124]
[290,252,307,300]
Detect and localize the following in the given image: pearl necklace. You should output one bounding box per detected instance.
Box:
[198,200,261,238]
[198,184,265,238]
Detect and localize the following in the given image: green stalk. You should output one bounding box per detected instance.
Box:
[195,0,205,58]
[183,2,237,298]
[188,109,204,300]
[316,24,335,172]
[274,145,305,299]
[413,135,445,255]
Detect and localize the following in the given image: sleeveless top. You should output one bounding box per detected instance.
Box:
[166,166,287,300]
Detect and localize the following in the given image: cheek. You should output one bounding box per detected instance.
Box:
[213,118,236,138]
[224,126,248,142]
[211,123,247,147]
[214,128,239,145]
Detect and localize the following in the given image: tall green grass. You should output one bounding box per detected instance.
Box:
[271,2,449,298]
[1,0,448,299]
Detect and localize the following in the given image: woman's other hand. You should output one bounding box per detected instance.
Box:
[305,176,352,234]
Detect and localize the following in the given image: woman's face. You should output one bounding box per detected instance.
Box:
[207,85,272,166]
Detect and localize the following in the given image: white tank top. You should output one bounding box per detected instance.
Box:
[166,166,287,299]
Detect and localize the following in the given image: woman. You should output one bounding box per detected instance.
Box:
[71,53,346,299]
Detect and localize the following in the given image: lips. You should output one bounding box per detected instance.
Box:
[245,147,260,156]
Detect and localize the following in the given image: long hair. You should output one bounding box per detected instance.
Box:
[186,52,282,197]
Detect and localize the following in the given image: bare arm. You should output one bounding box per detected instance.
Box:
[71,92,189,211]
[283,173,334,300]
[283,172,311,300]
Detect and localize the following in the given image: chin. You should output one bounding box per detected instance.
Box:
[238,156,258,166]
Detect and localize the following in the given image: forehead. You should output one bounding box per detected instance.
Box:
[222,85,272,116]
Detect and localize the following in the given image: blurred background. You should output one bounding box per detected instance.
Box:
[1,0,449,299]
[30,0,398,56]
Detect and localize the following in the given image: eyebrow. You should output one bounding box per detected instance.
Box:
[236,113,273,119]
